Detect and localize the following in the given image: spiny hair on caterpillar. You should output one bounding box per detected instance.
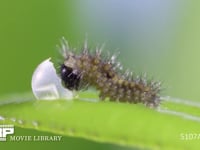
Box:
[58,37,161,108]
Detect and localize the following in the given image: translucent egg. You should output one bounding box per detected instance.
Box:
[31,58,73,100]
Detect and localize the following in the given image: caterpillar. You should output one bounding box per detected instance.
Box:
[58,38,161,108]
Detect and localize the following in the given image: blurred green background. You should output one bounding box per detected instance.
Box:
[0,0,200,149]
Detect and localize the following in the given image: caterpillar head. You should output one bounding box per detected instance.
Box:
[60,53,81,91]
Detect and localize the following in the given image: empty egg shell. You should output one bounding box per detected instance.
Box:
[31,58,73,100]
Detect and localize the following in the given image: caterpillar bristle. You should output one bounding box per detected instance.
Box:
[58,38,161,108]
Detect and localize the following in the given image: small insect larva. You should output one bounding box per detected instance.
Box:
[58,38,161,108]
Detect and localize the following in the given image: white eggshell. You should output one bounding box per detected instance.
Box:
[31,58,73,100]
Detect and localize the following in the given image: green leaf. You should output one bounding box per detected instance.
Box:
[0,92,199,150]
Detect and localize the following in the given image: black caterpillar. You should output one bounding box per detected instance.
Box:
[58,38,161,107]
